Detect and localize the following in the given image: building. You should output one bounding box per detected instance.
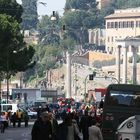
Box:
[105,7,140,54]
[12,88,42,105]
[22,30,39,45]
[88,28,106,46]
[96,0,110,9]
[82,51,115,66]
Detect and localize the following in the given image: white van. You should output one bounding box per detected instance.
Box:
[1,104,18,114]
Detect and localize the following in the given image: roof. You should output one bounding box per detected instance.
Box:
[82,51,115,62]
[105,12,140,19]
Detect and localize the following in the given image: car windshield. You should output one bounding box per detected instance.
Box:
[106,90,140,107]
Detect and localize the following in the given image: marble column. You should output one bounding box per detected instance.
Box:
[116,45,121,84]
[123,46,128,84]
[66,52,71,98]
[132,46,137,84]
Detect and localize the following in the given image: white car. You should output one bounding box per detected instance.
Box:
[27,109,37,119]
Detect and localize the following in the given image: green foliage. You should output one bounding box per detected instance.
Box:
[100,0,140,18]
[60,37,76,52]
[37,14,62,46]
[21,0,38,30]
[0,0,23,23]
[65,0,98,11]
[63,0,102,45]
[0,14,35,79]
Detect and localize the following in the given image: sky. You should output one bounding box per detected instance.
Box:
[16,0,66,16]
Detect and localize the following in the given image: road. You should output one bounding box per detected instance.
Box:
[0,120,63,140]
[0,122,33,140]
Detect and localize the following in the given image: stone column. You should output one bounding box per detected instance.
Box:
[123,46,128,84]
[132,46,137,84]
[66,52,71,98]
[116,45,121,83]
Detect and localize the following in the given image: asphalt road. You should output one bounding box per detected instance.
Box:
[0,122,33,140]
[0,120,63,140]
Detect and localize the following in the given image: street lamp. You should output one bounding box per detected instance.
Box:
[51,11,57,21]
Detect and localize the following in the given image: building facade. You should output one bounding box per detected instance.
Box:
[105,8,140,55]
[96,0,110,9]
[88,28,106,47]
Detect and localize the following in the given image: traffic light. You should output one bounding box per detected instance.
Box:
[89,72,96,80]
[89,74,94,80]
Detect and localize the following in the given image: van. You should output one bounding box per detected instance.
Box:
[0,104,18,114]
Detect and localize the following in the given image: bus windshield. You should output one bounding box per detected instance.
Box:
[106,90,140,107]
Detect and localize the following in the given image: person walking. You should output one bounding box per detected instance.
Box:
[11,112,17,128]
[24,112,29,127]
[16,109,23,127]
[31,112,52,140]
[48,112,58,140]
[79,111,90,140]
[56,113,80,140]
[88,120,103,140]
[0,112,7,133]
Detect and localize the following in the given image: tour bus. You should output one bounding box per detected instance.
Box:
[102,84,140,140]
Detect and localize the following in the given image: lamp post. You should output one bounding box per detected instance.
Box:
[84,74,89,101]
[84,72,96,102]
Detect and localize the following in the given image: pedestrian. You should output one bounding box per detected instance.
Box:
[11,112,17,128]
[88,119,103,140]
[16,109,23,127]
[48,112,58,140]
[31,111,52,140]
[24,112,29,127]
[79,110,90,140]
[0,112,7,133]
[56,113,81,140]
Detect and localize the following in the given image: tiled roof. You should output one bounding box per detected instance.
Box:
[105,12,140,19]
[82,51,115,61]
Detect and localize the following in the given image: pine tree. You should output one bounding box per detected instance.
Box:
[21,0,38,30]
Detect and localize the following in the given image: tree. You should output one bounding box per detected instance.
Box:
[38,13,62,45]
[63,0,102,47]
[0,13,35,102]
[21,0,38,30]
[0,14,35,76]
[0,0,23,23]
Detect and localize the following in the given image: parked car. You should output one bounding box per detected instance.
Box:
[27,108,37,119]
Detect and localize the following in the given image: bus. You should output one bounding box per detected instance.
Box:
[102,84,140,140]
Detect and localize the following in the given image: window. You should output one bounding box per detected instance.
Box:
[3,105,12,111]
[130,21,134,28]
[115,22,118,28]
[111,37,114,42]
[118,22,121,28]
[107,90,140,107]
[122,21,125,28]
[108,37,110,42]
[107,22,111,28]
[136,21,140,27]
[111,22,114,28]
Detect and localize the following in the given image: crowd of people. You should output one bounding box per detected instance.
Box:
[0,101,104,140]
[0,109,29,133]
[32,102,103,140]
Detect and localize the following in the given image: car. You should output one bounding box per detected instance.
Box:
[27,109,37,119]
